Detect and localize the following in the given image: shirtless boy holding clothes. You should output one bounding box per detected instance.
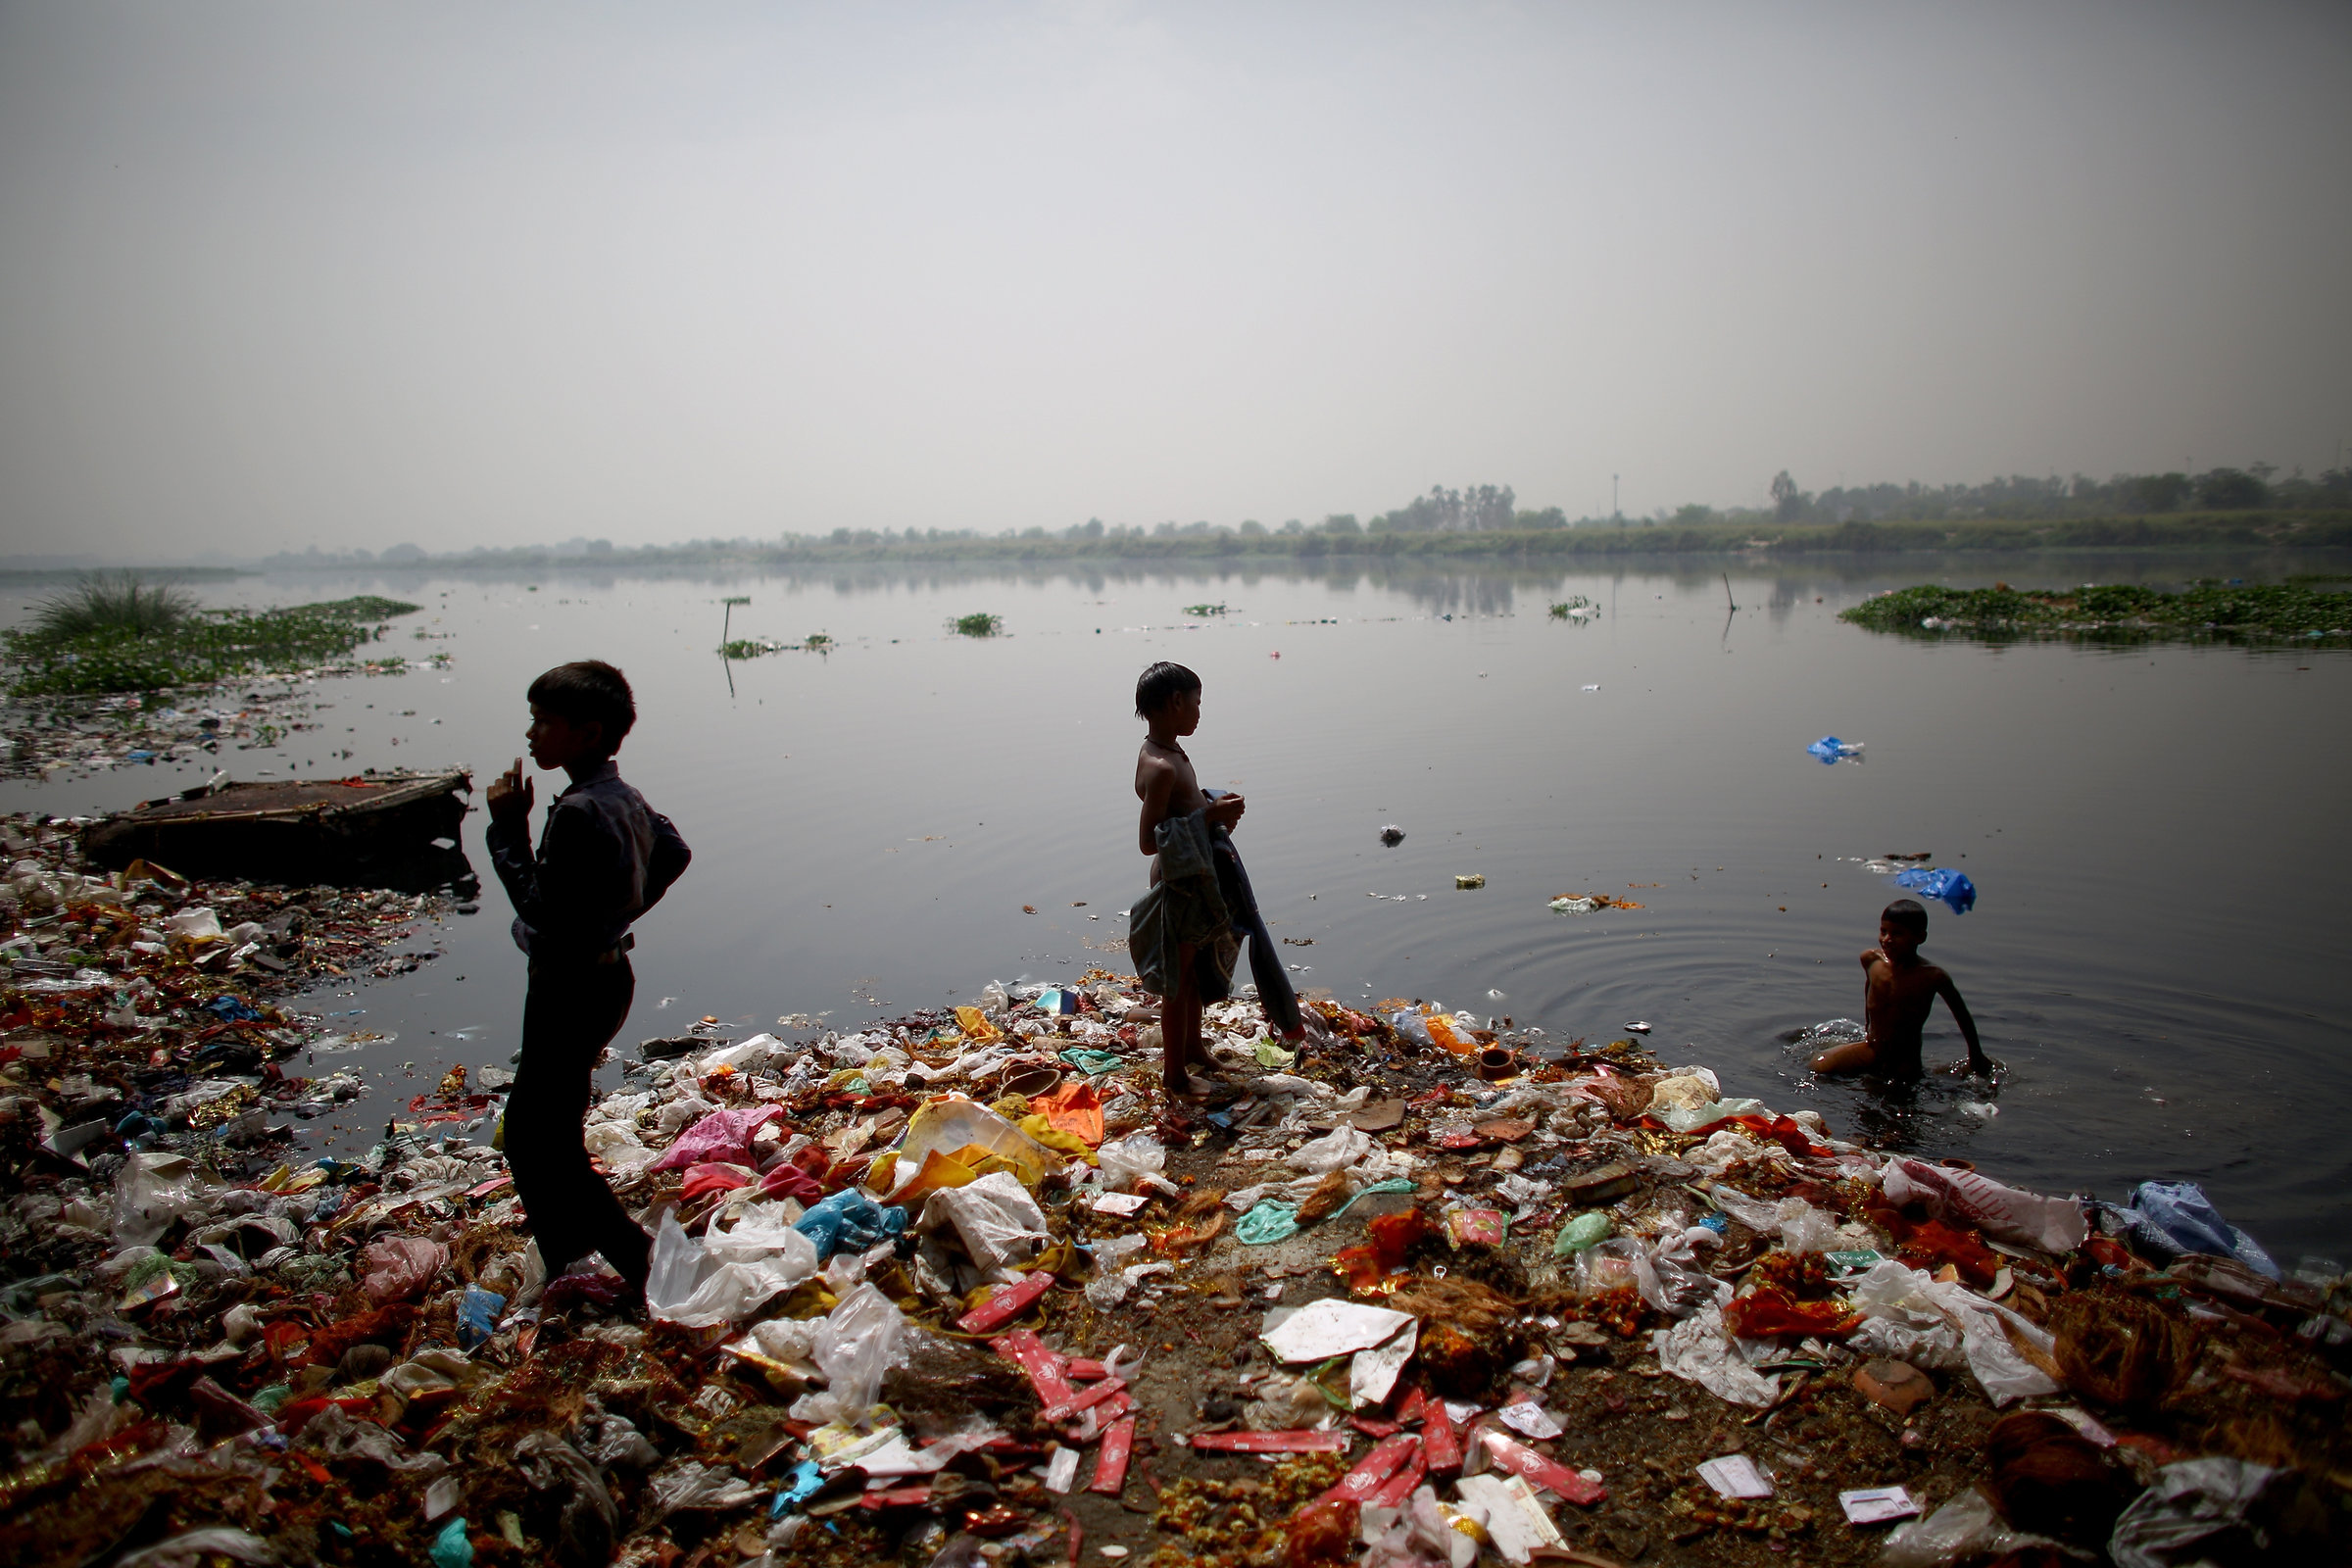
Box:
[1130,662,1301,1098]
[1810,898,1990,1078]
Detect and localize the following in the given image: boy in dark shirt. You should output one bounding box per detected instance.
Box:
[1809,899,1988,1079]
[486,661,690,1301]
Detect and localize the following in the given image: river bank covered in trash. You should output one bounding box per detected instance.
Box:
[5,959,2347,1568]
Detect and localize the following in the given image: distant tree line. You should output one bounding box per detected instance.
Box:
[245,463,2352,570]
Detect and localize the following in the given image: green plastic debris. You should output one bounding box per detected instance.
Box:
[1326,1178,1416,1220]
[1251,1039,1297,1069]
[429,1517,472,1568]
[1237,1200,1301,1246]
[1060,1049,1125,1075]
[1553,1211,1613,1256]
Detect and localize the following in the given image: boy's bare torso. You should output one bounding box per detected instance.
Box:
[1136,739,1207,882]
[1862,951,1950,1075]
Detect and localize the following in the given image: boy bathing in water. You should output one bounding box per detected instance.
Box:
[1810,898,1990,1079]
[1132,662,1301,1098]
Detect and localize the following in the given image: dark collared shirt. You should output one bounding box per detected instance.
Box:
[486,760,691,960]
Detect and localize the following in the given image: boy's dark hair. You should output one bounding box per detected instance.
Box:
[528,661,636,750]
[1882,899,1929,937]
[1135,661,1201,719]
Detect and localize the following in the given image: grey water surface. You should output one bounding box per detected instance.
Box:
[6,553,2347,1263]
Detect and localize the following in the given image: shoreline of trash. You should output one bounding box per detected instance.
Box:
[5,928,2350,1565]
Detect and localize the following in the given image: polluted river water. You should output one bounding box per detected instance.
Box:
[3,551,2347,1265]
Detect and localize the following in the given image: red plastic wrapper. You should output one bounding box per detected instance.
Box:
[959,1270,1054,1333]
[1190,1430,1352,1453]
[1283,1496,1360,1568]
[992,1329,1077,1408]
[1090,1416,1136,1495]
[1867,1199,2000,1287]
[1321,1433,1419,1503]
[1334,1207,1429,1293]
[1394,1385,1429,1425]
[858,1486,934,1509]
[1349,1416,1402,1439]
[1067,1358,1109,1382]
[1041,1377,1128,1424]
[1722,1286,1862,1342]
[1479,1429,1606,1506]
[1370,1446,1428,1509]
[1419,1404,1462,1475]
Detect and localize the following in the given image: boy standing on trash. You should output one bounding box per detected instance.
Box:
[1810,898,1988,1079]
[487,661,690,1306]
[1130,662,1301,1100]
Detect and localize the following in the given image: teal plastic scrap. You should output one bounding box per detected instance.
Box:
[429,1517,472,1568]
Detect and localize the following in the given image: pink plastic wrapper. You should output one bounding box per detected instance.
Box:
[1478,1429,1606,1506]
[1190,1430,1351,1453]
[358,1237,449,1304]
[1322,1433,1419,1503]
[958,1270,1054,1333]
[1041,1377,1128,1424]
[1370,1446,1428,1509]
[992,1329,1077,1408]
[1090,1416,1136,1494]
[1881,1156,2087,1253]
[646,1106,786,1173]
[1444,1208,1506,1248]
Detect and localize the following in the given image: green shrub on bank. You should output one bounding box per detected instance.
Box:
[3,592,422,696]
[1841,580,2352,642]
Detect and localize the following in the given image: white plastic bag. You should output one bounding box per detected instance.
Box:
[1845,1259,2056,1406]
[915,1170,1052,1281]
[1290,1125,1375,1175]
[789,1283,908,1425]
[645,1208,812,1328]
[113,1152,213,1246]
[1882,1156,2088,1254]
[1098,1133,1171,1193]
[1776,1199,1838,1253]
[1881,1488,2055,1568]
[1650,1307,1781,1407]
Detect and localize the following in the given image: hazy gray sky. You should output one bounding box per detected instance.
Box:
[3,2,2347,557]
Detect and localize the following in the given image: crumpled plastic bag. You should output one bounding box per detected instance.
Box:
[115,1530,275,1568]
[896,1097,1057,1187]
[112,1151,215,1247]
[915,1170,1052,1281]
[1881,1487,2058,1568]
[381,1348,487,1397]
[1654,1097,1769,1133]
[514,1430,618,1567]
[645,1208,814,1328]
[1775,1199,1839,1253]
[789,1283,909,1425]
[1290,1124,1375,1175]
[644,1458,765,1518]
[647,1105,785,1173]
[1097,1132,1172,1193]
[359,1237,450,1304]
[2107,1457,2280,1568]
[1651,1307,1781,1407]
[1883,1156,2087,1254]
[793,1187,906,1260]
[1846,1258,2056,1406]
[2111,1181,2279,1280]
[300,1402,448,1472]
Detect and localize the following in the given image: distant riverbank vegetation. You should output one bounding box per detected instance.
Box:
[1842,578,2352,643]
[2,577,420,695]
[253,464,2352,572]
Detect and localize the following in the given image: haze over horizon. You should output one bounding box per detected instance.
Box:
[3,2,2348,562]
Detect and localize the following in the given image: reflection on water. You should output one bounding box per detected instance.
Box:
[4,549,2347,1258]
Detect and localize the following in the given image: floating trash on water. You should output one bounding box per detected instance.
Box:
[1378,824,1405,846]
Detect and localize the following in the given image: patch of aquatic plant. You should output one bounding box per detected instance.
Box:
[1549,596,1598,619]
[719,639,775,661]
[805,633,832,650]
[28,572,199,640]
[950,612,1004,638]
[1841,580,2352,641]
[4,593,422,697]
[1183,603,1228,616]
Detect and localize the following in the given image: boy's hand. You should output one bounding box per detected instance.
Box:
[486,758,534,823]
[1206,792,1247,830]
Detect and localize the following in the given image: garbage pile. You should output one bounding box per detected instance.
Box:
[4,962,2348,1568]
[3,662,444,784]
[1,808,464,1182]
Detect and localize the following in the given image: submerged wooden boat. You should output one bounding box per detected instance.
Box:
[81,768,472,883]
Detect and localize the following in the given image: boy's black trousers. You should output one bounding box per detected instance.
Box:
[506,952,652,1290]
